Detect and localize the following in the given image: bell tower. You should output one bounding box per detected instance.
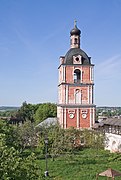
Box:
[57,22,96,129]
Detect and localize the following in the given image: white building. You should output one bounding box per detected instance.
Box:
[93,118,121,153]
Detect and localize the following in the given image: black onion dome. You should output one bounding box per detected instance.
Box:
[64,48,91,65]
[70,26,81,36]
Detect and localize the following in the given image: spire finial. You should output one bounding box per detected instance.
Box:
[74,20,77,27]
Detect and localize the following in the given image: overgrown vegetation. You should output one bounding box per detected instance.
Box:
[0,105,121,179]
[0,121,41,179]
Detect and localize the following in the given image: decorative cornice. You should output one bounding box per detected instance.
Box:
[57,104,96,108]
[58,82,94,87]
[58,63,94,69]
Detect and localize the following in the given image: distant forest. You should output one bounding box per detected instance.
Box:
[0,106,19,111]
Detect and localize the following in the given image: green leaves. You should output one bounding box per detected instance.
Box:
[13,102,57,125]
[0,146,40,180]
[0,122,40,180]
[34,103,57,124]
[16,101,37,123]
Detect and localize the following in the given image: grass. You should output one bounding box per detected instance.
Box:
[36,148,121,180]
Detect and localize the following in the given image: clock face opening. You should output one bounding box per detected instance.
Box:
[69,113,74,119]
[82,114,87,119]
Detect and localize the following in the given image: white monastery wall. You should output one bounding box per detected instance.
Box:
[105,133,121,153]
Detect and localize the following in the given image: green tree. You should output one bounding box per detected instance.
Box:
[82,129,105,150]
[37,124,82,160]
[0,121,41,179]
[0,121,21,150]
[0,146,40,180]
[16,102,39,123]
[16,121,38,151]
[34,103,57,124]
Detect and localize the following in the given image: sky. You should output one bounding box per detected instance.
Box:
[0,0,121,107]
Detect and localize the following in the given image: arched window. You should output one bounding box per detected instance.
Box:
[74,69,81,83]
[75,89,82,104]
[74,38,77,44]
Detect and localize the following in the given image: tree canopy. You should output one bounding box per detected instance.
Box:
[34,103,57,124]
[0,121,40,179]
[9,102,57,125]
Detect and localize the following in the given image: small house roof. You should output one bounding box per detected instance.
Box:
[98,168,121,178]
[99,118,121,127]
[36,117,58,127]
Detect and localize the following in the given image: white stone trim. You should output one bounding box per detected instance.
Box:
[88,86,90,104]
[63,66,65,82]
[92,86,94,104]
[77,108,79,129]
[72,66,74,82]
[90,86,92,104]
[92,107,95,125]
[66,85,68,104]
[90,66,94,82]
[90,67,91,81]
[61,86,62,104]
[64,108,67,129]
[92,66,94,81]
[64,85,66,104]
[81,66,82,83]
[62,66,64,82]
[90,108,92,128]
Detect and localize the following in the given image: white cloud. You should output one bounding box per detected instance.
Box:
[95,55,121,81]
[14,28,32,49]
[95,55,121,106]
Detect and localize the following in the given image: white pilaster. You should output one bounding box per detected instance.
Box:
[81,67,82,83]
[77,108,79,129]
[92,107,95,125]
[60,86,62,104]
[90,67,91,81]
[64,85,66,104]
[90,108,92,128]
[64,108,67,129]
[63,66,65,82]
[90,86,92,104]
[88,86,90,104]
[66,85,68,104]
[92,67,94,82]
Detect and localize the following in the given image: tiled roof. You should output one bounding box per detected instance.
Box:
[64,48,91,65]
[99,118,121,127]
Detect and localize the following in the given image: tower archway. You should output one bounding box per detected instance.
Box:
[74,69,81,83]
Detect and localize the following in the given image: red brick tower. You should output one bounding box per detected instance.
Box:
[57,21,96,129]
